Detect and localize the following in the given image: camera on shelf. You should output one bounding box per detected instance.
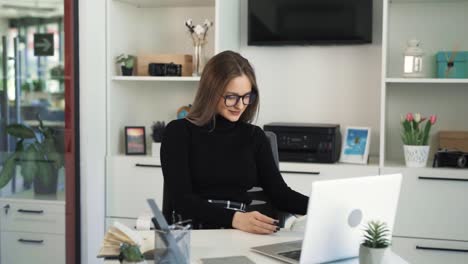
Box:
[148,62,182,76]
[433,149,468,168]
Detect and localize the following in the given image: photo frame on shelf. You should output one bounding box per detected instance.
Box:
[340,126,371,164]
[125,126,146,155]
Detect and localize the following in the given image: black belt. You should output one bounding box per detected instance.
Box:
[207,199,247,212]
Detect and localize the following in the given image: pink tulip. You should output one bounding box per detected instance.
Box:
[430,115,437,125]
[406,113,413,122]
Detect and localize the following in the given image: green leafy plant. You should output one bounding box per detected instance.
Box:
[151,121,166,143]
[116,54,136,69]
[0,115,63,191]
[120,243,144,262]
[50,64,65,83]
[362,221,391,249]
[401,112,437,146]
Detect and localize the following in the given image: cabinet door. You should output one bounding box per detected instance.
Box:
[382,167,468,241]
[106,156,164,218]
[281,163,379,197]
[392,237,468,264]
[0,231,65,264]
[0,200,65,234]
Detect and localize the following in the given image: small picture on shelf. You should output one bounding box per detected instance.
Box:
[125,126,146,155]
[340,127,371,164]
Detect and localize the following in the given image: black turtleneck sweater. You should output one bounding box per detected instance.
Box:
[160,116,308,228]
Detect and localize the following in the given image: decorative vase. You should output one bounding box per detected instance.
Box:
[121,66,133,76]
[152,142,162,158]
[403,145,430,168]
[192,43,205,76]
[359,244,389,264]
[33,168,59,195]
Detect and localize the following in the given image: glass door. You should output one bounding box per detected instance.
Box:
[0,0,78,263]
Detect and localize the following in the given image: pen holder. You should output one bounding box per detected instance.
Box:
[154,229,190,264]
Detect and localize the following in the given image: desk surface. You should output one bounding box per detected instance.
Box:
[104,229,407,264]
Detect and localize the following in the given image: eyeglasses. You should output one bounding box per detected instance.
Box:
[222,92,257,107]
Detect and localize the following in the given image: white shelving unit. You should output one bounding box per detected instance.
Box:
[380,1,468,263]
[385,78,468,84]
[104,0,241,225]
[380,0,468,167]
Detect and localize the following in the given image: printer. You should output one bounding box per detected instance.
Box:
[264,122,341,163]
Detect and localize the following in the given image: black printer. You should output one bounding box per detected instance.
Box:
[264,123,341,163]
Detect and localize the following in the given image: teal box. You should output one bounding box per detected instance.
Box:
[436,51,468,78]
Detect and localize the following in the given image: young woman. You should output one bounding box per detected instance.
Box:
[160,51,308,234]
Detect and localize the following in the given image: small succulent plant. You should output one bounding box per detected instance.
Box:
[120,242,144,262]
[151,121,166,143]
[362,221,391,248]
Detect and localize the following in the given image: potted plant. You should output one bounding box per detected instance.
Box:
[116,54,136,76]
[359,221,391,264]
[401,112,437,167]
[120,243,146,264]
[0,115,63,195]
[151,121,166,158]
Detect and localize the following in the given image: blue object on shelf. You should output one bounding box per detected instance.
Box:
[436,51,468,78]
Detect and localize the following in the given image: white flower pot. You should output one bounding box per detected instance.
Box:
[152,142,162,158]
[403,145,430,168]
[122,260,147,264]
[359,244,389,264]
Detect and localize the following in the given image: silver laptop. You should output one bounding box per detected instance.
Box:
[251,174,402,264]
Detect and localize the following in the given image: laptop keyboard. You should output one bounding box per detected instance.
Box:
[278,249,302,261]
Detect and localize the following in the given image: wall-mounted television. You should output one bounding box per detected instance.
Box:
[248,0,373,46]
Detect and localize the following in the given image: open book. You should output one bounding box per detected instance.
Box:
[97,221,154,258]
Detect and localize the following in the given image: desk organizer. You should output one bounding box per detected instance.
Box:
[436,51,468,78]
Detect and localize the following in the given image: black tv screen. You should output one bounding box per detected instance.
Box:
[248,0,373,45]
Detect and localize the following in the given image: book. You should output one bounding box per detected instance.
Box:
[97,221,154,258]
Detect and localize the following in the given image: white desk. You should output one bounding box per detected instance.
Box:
[103,229,407,264]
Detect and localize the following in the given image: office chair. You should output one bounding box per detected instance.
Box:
[246,131,292,228]
[162,130,291,227]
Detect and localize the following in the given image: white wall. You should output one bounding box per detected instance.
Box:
[79,0,106,263]
[239,0,383,156]
[0,18,8,34]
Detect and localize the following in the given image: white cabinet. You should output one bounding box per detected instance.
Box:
[281,161,379,197]
[383,167,468,241]
[106,156,164,218]
[0,196,65,264]
[392,237,468,264]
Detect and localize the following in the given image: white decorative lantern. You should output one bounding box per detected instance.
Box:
[403,39,424,77]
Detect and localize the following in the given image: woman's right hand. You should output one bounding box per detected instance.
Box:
[232,211,279,234]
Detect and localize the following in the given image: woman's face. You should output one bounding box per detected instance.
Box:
[216,74,253,122]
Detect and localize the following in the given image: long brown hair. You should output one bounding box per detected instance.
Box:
[186,50,259,126]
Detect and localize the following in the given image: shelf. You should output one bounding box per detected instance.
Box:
[113,0,214,8]
[385,78,468,84]
[279,156,380,172]
[112,76,200,82]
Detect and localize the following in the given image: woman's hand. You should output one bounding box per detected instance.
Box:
[232,211,279,234]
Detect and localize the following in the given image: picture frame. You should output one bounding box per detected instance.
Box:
[340,126,371,164]
[125,126,146,155]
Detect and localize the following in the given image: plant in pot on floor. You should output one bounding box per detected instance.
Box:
[359,221,391,264]
[0,115,64,195]
[401,112,437,167]
[120,243,146,264]
[116,53,136,76]
[151,121,165,158]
